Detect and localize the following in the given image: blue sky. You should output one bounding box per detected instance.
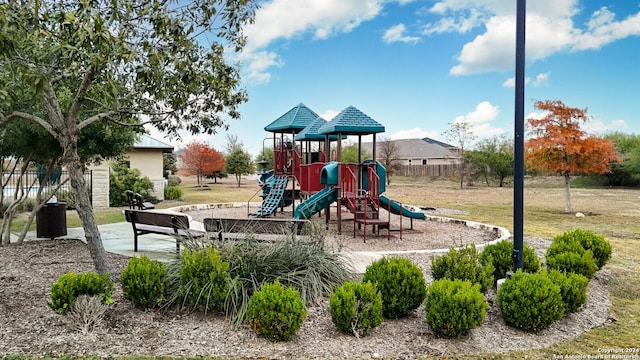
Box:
[149,0,640,157]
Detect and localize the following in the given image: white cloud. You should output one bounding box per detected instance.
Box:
[452,101,504,137]
[533,72,550,86]
[426,0,640,75]
[583,118,629,135]
[383,24,420,44]
[320,109,340,121]
[390,128,439,140]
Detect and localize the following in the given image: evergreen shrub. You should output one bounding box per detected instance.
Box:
[246,280,307,342]
[425,279,488,338]
[546,250,598,279]
[49,271,114,314]
[480,240,541,282]
[120,255,167,309]
[329,281,383,337]
[164,185,183,200]
[497,270,564,332]
[362,257,426,319]
[431,244,494,293]
[553,229,611,269]
[546,269,589,313]
[179,247,231,312]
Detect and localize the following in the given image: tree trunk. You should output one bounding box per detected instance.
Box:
[563,172,572,213]
[65,145,113,275]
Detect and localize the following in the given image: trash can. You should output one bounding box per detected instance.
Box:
[36,202,67,239]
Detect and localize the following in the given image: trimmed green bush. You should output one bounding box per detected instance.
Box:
[120,255,167,309]
[431,244,494,293]
[329,281,383,337]
[425,279,488,338]
[497,270,565,332]
[164,185,183,200]
[167,175,182,187]
[553,229,611,269]
[247,280,307,342]
[546,270,589,313]
[49,271,114,314]
[179,246,232,312]
[546,250,598,279]
[480,240,541,282]
[362,257,426,319]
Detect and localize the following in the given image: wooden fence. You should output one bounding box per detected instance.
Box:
[394,164,458,177]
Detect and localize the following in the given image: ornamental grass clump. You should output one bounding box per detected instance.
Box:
[425,279,488,338]
[49,271,114,314]
[246,280,307,342]
[546,269,589,313]
[480,240,541,283]
[362,257,426,319]
[329,281,383,338]
[431,244,494,293]
[497,270,565,332]
[120,255,168,309]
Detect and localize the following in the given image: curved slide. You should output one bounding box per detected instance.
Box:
[379,195,426,220]
[293,187,338,220]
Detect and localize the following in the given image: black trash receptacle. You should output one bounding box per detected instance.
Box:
[36,202,67,239]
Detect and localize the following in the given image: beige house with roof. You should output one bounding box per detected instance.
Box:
[362,137,460,166]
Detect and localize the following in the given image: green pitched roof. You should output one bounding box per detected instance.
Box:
[318,106,385,135]
[294,116,346,141]
[264,103,320,133]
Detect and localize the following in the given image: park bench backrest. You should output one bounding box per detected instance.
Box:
[125,210,190,230]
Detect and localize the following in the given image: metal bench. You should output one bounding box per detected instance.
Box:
[124,209,205,253]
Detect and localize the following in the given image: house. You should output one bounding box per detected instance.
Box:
[362,137,460,166]
[126,134,174,200]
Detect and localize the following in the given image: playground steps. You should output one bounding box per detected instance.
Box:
[250,175,289,217]
[345,196,380,220]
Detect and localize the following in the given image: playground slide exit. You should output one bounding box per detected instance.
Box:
[379,195,426,220]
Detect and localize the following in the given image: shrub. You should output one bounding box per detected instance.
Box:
[554,229,611,269]
[246,280,307,342]
[109,160,156,207]
[480,240,541,282]
[55,189,76,209]
[120,255,167,309]
[329,281,383,337]
[49,271,114,314]
[167,175,182,187]
[425,279,488,338]
[546,250,598,279]
[497,270,565,332]
[179,247,232,312]
[164,185,183,200]
[362,257,426,319]
[546,269,589,313]
[431,244,494,293]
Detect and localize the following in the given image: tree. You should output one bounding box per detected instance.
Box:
[525,100,621,213]
[0,0,257,274]
[378,137,400,185]
[179,142,225,187]
[443,121,476,189]
[255,146,274,172]
[226,147,253,187]
[603,132,640,186]
[466,136,514,187]
[340,144,371,163]
[163,153,178,177]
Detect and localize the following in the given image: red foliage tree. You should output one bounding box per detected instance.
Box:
[179,142,225,186]
[525,100,621,213]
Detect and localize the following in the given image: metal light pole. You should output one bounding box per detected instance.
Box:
[513,0,526,272]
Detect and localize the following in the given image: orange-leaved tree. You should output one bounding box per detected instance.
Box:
[179,142,225,187]
[525,100,621,213]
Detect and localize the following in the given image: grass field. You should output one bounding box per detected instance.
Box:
[10,173,640,358]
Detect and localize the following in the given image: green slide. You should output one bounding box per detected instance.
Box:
[293,187,338,219]
[379,195,426,220]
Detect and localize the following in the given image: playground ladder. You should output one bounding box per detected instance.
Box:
[250,175,289,217]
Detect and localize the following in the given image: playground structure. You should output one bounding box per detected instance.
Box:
[249,103,425,242]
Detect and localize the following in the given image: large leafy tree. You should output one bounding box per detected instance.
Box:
[467,136,513,187]
[179,141,225,187]
[525,100,621,213]
[0,0,257,274]
[604,132,640,186]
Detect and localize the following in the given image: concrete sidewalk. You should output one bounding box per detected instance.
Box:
[17,220,381,271]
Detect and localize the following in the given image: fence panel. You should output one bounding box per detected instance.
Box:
[1,170,93,204]
[395,164,457,177]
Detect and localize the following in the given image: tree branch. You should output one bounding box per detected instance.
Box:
[68,68,95,124]
[0,112,55,137]
[76,112,118,130]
